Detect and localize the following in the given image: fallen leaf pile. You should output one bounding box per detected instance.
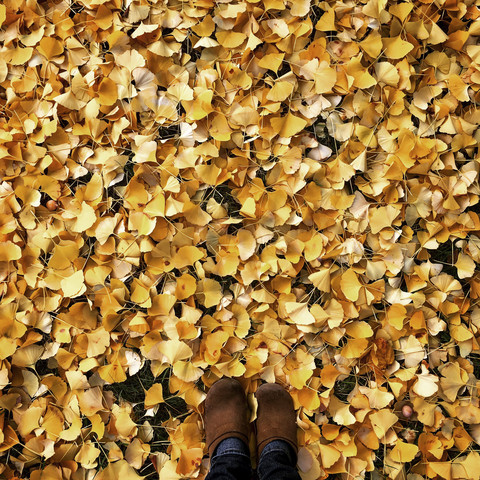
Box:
[1,0,480,478]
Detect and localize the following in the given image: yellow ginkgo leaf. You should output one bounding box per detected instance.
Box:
[370,409,398,438]
[270,112,307,137]
[289,366,314,390]
[216,31,246,48]
[309,269,331,293]
[175,273,197,300]
[389,441,418,463]
[144,383,164,409]
[115,49,146,71]
[173,246,204,269]
[196,278,222,308]
[75,441,101,469]
[374,62,400,86]
[184,204,212,226]
[267,81,294,102]
[455,252,475,279]
[95,460,144,480]
[359,30,383,57]
[341,338,368,358]
[439,362,469,402]
[285,302,315,325]
[385,304,406,330]
[156,339,193,364]
[316,8,335,31]
[71,202,97,233]
[240,197,257,218]
[340,268,362,302]
[257,52,285,72]
[413,364,439,398]
[237,229,256,261]
[382,36,414,59]
[0,5,5,27]
[61,270,86,298]
[86,327,110,358]
[172,361,204,382]
[0,242,21,262]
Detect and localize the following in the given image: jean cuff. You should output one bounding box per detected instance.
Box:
[211,437,250,462]
[259,439,297,465]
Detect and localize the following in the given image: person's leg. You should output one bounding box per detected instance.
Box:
[204,378,252,479]
[255,383,301,480]
[205,437,253,480]
[257,439,301,480]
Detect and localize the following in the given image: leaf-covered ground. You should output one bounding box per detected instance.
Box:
[1,0,480,478]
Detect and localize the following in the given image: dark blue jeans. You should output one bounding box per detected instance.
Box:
[205,437,301,480]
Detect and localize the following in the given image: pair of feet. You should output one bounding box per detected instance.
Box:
[204,378,298,459]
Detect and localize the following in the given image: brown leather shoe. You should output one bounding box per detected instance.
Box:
[204,377,250,457]
[255,383,298,458]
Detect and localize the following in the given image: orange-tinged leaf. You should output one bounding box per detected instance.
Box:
[444,30,469,50]
[98,77,118,106]
[205,330,229,365]
[95,4,113,30]
[176,448,203,476]
[318,443,341,469]
[38,37,64,59]
[0,423,19,452]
